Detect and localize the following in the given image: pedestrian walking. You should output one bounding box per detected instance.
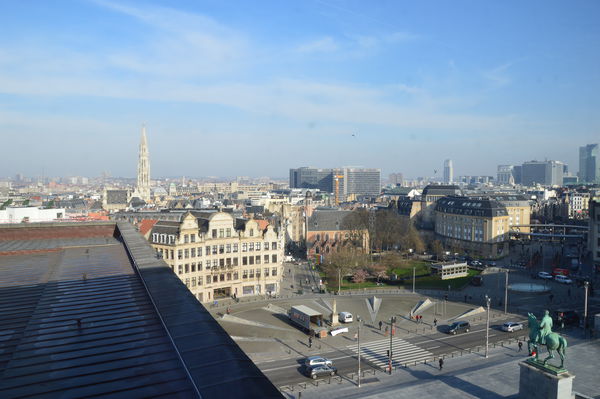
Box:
[226,306,231,315]
[439,358,444,370]
[308,336,312,348]
[518,341,523,352]
[434,318,438,327]
[379,320,383,331]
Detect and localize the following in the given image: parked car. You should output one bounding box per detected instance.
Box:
[304,356,333,368]
[502,322,524,332]
[304,364,337,379]
[338,312,353,323]
[537,271,553,280]
[447,321,470,335]
[554,275,573,284]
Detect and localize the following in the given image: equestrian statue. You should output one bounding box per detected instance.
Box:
[527,311,568,369]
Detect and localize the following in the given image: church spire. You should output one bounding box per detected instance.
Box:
[136,125,151,201]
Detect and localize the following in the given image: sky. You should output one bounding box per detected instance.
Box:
[1,0,599,179]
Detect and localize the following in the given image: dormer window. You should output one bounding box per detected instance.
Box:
[250,229,254,237]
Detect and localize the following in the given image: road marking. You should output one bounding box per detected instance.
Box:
[346,338,432,369]
[425,345,441,350]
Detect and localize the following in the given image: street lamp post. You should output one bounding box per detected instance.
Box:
[504,270,508,314]
[412,267,416,293]
[357,315,362,387]
[583,281,589,334]
[338,268,341,294]
[388,316,396,374]
[485,295,491,358]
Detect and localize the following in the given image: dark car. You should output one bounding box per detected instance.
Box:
[553,310,579,326]
[304,364,337,379]
[447,321,470,335]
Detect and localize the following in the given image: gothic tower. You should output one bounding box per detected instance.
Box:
[136,126,151,201]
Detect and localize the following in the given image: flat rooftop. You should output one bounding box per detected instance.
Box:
[0,222,281,399]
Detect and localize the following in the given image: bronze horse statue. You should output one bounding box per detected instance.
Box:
[527,312,568,368]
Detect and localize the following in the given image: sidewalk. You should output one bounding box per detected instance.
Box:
[286,334,600,399]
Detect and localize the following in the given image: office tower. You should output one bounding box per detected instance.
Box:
[289,167,335,192]
[343,168,381,198]
[388,173,404,186]
[497,165,515,185]
[136,126,151,201]
[579,144,600,184]
[521,160,565,186]
[443,159,453,183]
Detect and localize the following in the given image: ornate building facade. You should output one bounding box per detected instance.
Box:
[136,126,151,201]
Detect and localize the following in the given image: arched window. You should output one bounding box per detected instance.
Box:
[316,234,321,241]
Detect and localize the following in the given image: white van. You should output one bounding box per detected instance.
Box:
[338,312,353,323]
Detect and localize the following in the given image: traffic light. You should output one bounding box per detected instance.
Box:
[391,316,397,324]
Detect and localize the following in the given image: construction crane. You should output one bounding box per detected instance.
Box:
[334,174,344,205]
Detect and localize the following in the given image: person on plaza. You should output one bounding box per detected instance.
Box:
[308,336,313,348]
[226,306,231,315]
[439,358,444,370]
[379,320,383,331]
[434,318,438,327]
[518,340,523,352]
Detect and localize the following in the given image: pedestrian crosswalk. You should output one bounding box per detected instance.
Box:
[347,337,433,369]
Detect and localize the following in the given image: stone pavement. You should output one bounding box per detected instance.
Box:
[285,332,600,399]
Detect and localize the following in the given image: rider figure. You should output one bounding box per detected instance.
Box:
[537,310,553,345]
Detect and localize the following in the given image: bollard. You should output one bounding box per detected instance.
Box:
[298,392,302,398]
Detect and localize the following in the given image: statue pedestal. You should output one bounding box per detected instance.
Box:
[519,361,574,399]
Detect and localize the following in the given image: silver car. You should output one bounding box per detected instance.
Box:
[304,356,332,367]
[502,322,524,332]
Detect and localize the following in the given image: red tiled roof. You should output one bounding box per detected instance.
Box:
[138,219,158,236]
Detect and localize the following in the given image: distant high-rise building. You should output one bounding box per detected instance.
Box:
[579,144,600,184]
[521,160,565,186]
[136,126,151,201]
[497,165,515,185]
[388,173,404,186]
[443,160,453,183]
[289,167,335,192]
[343,168,381,198]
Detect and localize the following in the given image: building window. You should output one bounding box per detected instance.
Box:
[226,228,231,237]
[272,267,277,276]
[207,275,212,284]
[219,245,224,254]
[178,265,183,274]
[255,242,261,251]
[220,274,225,282]
[191,234,196,243]
[226,258,232,266]
[185,278,190,287]
[256,268,261,278]
[198,276,203,286]
[272,254,277,263]
[272,242,277,250]
[212,246,217,255]
[184,234,189,243]
[184,249,189,259]
[212,229,217,238]
[197,247,202,256]
[191,262,196,272]
[233,272,239,280]
[220,258,225,268]
[243,256,248,265]
[233,243,239,253]
[256,256,261,264]
[233,257,239,266]
[219,228,224,238]
[205,246,210,255]
[191,277,196,287]
[249,269,255,278]
[198,261,203,270]
[226,244,231,253]
[185,264,189,273]
[249,256,254,265]
[243,270,248,279]
[213,259,218,268]
[250,229,254,237]
[264,268,269,277]
[227,273,232,281]
[242,243,248,252]
[249,242,254,251]
[178,250,183,260]
[264,242,269,250]
[264,255,269,263]
[191,248,196,258]
[170,250,174,259]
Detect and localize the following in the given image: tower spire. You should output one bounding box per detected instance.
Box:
[136,125,151,201]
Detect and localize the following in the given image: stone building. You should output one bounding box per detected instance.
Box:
[149,211,284,303]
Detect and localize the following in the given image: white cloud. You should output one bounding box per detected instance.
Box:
[482,62,514,87]
[296,37,339,53]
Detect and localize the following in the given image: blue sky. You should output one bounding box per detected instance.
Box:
[1,0,599,179]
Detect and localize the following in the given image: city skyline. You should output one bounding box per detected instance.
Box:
[1,1,599,178]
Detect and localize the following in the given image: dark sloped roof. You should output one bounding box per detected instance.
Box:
[106,190,128,205]
[151,220,181,236]
[436,195,508,217]
[422,185,462,197]
[307,210,353,231]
